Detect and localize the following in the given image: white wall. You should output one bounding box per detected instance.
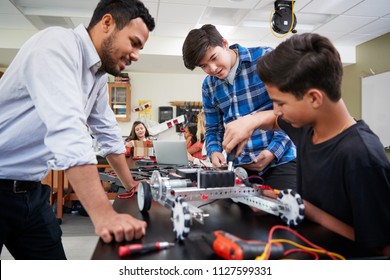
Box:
[117,72,206,140]
[361,71,390,148]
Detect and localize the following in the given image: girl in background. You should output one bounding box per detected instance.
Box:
[184,123,204,159]
[125,121,151,156]
[186,110,212,167]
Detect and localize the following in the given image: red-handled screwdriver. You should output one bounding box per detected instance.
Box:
[118,242,175,257]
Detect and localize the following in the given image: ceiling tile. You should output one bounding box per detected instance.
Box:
[26,15,75,29]
[344,0,390,17]
[154,22,195,37]
[334,33,379,46]
[0,14,36,30]
[315,15,377,34]
[209,0,261,9]
[0,0,22,14]
[229,26,271,41]
[351,18,390,35]
[199,7,249,26]
[297,13,335,26]
[254,0,275,9]
[160,0,209,4]
[158,3,206,24]
[291,0,314,11]
[301,0,363,15]
[243,7,272,22]
[10,0,97,15]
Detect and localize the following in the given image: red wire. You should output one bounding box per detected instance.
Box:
[265,225,338,260]
[117,187,135,199]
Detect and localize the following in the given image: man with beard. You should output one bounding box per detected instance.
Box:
[0,0,155,259]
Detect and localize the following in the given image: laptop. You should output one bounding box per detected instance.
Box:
[153,140,189,166]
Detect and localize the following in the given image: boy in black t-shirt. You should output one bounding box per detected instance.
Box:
[222,33,390,257]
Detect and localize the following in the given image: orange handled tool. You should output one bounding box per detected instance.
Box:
[203,230,284,260]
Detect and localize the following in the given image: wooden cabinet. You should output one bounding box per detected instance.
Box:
[108,82,131,121]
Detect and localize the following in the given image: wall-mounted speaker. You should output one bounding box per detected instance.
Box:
[271,0,297,35]
[158,106,173,123]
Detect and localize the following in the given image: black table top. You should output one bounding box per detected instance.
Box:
[91,193,382,260]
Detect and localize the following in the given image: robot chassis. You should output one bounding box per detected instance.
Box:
[137,169,305,241]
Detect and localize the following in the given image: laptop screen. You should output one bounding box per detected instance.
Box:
[153,140,189,166]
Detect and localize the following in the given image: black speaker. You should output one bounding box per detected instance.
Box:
[158,106,173,123]
[272,0,297,35]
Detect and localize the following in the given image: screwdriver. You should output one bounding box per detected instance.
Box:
[226,147,237,171]
[118,242,175,257]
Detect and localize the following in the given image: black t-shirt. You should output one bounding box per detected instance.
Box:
[279,118,390,249]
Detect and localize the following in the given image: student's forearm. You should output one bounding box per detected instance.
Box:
[252,110,279,130]
[260,191,355,241]
[226,110,276,135]
[223,110,277,153]
[304,200,355,241]
[304,201,390,257]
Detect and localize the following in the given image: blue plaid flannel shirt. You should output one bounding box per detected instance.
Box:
[202,44,296,174]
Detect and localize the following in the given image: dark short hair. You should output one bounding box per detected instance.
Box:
[256,33,343,102]
[182,24,224,70]
[88,0,155,32]
[185,123,200,145]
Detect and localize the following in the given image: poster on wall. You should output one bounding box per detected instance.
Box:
[133,100,152,120]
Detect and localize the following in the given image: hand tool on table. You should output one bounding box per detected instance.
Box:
[118,241,175,257]
[203,230,284,260]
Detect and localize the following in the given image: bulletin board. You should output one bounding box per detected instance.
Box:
[361,71,390,148]
[137,99,152,120]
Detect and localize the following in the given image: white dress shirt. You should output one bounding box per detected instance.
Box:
[0,24,125,181]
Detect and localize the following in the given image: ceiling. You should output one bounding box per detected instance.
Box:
[1,0,390,74]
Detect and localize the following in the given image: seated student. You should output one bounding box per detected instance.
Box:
[124,121,152,156]
[184,123,204,160]
[222,33,390,256]
[187,110,213,167]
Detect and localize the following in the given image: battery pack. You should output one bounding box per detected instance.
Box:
[199,170,235,188]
